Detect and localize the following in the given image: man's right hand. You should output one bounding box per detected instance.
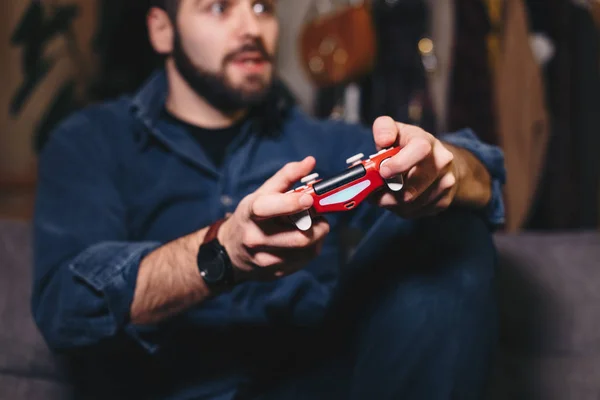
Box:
[219,156,330,282]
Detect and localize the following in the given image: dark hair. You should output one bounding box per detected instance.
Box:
[150,0,180,20]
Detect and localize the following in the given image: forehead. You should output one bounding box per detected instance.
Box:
[181,0,279,7]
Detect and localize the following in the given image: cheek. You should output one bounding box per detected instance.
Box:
[266,24,279,54]
[191,43,223,71]
[179,26,225,71]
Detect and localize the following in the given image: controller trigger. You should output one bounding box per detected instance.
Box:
[380,158,404,192]
[289,210,312,231]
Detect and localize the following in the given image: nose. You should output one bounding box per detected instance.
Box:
[237,3,261,37]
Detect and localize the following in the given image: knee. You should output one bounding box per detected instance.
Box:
[437,208,497,292]
[422,208,495,253]
[359,261,496,354]
[380,209,497,311]
[357,209,497,330]
[371,259,496,349]
[414,208,497,289]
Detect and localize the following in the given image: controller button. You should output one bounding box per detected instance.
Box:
[346,153,364,165]
[301,173,320,184]
[369,149,389,159]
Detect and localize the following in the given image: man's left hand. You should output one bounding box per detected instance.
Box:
[370,116,460,218]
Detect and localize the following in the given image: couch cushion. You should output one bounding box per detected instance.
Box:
[0,374,73,400]
[488,351,600,400]
[0,220,71,382]
[494,231,600,353]
[490,231,600,399]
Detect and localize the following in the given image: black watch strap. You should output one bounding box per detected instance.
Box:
[197,219,234,291]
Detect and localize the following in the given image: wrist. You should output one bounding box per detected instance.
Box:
[216,216,229,248]
[212,216,251,285]
[448,143,468,192]
[197,218,236,292]
[214,218,238,283]
[445,143,492,208]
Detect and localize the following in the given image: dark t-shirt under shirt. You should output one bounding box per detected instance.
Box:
[162,108,244,169]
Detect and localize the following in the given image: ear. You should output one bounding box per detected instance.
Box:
[147,7,174,55]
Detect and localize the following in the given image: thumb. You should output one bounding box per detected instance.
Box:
[259,156,316,193]
[372,116,399,151]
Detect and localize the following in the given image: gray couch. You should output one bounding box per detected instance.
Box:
[1,219,599,399]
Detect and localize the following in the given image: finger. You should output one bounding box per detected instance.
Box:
[372,170,438,209]
[373,168,453,211]
[394,122,430,147]
[250,251,285,269]
[255,216,328,246]
[260,217,330,248]
[242,215,327,251]
[410,189,454,218]
[250,192,313,220]
[375,188,448,219]
[398,161,439,202]
[250,243,322,271]
[418,171,457,207]
[379,137,432,179]
[431,141,455,172]
[397,141,454,202]
[394,142,454,202]
[371,190,397,208]
[372,116,399,151]
[259,156,316,193]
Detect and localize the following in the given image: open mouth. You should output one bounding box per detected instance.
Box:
[232,52,267,63]
[230,53,269,73]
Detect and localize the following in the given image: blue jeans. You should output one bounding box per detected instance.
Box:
[64,209,497,400]
[242,209,498,400]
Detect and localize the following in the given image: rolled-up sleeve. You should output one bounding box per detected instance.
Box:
[32,111,161,354]
[438,128,506,228]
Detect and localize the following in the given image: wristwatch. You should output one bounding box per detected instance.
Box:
[197,218,235,291]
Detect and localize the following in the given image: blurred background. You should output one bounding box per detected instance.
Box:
[1,2,600,399]
[0,0,599,233]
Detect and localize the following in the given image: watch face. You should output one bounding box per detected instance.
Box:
[197,240,227,284]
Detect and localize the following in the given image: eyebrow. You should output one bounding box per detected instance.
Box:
[195,0,211,8]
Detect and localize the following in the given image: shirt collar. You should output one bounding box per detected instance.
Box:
[129,68,296,137]
[130,69,169,129]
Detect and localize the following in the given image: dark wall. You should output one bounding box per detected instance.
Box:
[525,0,600,230]
[90,0,161,101]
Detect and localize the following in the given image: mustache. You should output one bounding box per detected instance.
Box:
[224,41,274,63]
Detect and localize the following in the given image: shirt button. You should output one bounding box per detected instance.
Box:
[220,195,234,207]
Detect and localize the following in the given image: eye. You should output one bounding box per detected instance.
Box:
[252,1,275,15]
[209,0,229,15]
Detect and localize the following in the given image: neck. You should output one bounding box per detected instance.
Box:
[164,60,247,129]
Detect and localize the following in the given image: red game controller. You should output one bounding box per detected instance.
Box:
[288,146,404,230]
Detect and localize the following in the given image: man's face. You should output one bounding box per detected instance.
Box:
[171,0,279,113]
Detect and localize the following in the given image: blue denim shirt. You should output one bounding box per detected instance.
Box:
[32,70,505,398]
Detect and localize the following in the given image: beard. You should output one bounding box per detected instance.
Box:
[171,30,274,114]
